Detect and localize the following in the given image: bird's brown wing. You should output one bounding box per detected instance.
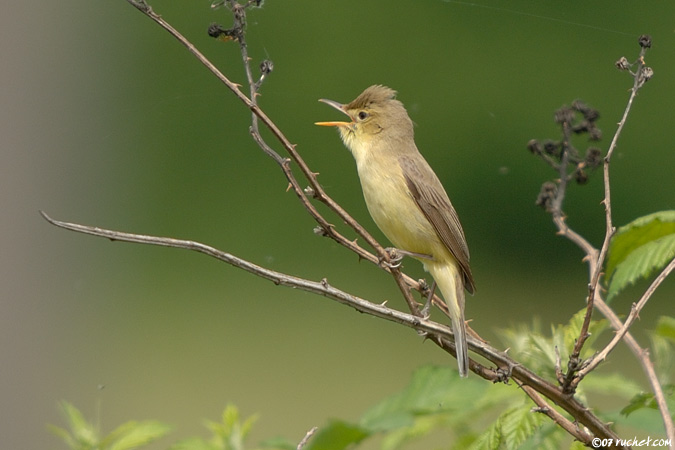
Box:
[399,155,476,294]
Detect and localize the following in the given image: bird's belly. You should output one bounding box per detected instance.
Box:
[359,168,443,259]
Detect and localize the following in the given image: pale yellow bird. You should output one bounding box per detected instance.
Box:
[316,85,476,377]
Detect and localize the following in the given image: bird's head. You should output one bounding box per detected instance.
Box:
[316,85,414,153]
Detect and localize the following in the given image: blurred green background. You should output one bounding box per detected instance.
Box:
[2,0,673,448]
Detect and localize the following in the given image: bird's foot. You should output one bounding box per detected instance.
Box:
[381,247,434,269]
[381,247,404,269]
[420,280,437,319]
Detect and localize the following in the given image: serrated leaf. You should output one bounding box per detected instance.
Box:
[651,318,675,384]
[303,420,368,450]
[501,406,545,450]
[359,366,485,432]
[569,441,588,450]
[654,316,675,342]
[561,308,609,359]
[380,414,447,450]
[57,401,99,447]
[606,211,675,276]
[47,424,77,448]
[621,392,658,417]
[108,420,171,450]
[607,234,675,299]
[517,422,565,450]
[469,405,544,450]
[606,211,675,300]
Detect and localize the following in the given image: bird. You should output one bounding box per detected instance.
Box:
[316,85,476,377]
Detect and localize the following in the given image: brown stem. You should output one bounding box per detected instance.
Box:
[40,211,627,448]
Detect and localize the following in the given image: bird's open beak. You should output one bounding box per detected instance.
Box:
[315,98,352,127]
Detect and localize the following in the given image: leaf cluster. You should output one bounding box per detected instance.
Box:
[50,310,675,449]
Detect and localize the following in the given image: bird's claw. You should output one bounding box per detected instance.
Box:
[381,247,404,269]
[420,300,432,319]
[419,280,436,319]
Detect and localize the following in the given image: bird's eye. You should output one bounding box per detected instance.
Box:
[357,111,369,121]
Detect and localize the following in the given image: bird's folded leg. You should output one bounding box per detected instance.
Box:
[420,280,437,319]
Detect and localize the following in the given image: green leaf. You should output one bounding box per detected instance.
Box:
[259,436,297,450]
[621,392,659,417]
[47,424,77,449]
[379,414,449,450]
[579,372,642,399]
[517,422,565,450]
[652,316,675,384]
[108,420,172,450]
[469,404,545,450]
[360,365,485,432]
[654,316,675,342]
[170,437,218,450]
[303,420,368,450]
[569,441,589,450]
[606,211,675,300]
[55,401,99,448]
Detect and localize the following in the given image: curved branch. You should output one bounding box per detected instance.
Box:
[51,2,659,447]
[542,39,672,445]
[126,0,424,315]
[41,211,627,448]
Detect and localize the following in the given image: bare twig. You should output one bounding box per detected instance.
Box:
[533,35,673,446]
[41,210,627,448]
[580,258,675,447]
[131,0,425,316]
[44,2,662,447]
[38,211,430,333]
[581,257,675,376]
[518,382,593,444]
[297,426,318,450]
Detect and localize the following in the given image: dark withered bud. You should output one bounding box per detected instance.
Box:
[232,3,246,24]
[583,108,600,123]
[572,100,588,113]
[638,34,652,49]
[572,101,599,123]
[637,66,654,88]
[260,60,274,75]
[572,120,590,134]
[575,169,588,184]
[536,182,557,210]
[615,57,630,71]
[543,140,559,156]
[554,106,574,125]
[527,139,542,155]
[588,127,602,141]
[585,147,603,168]
[208,23,237,41]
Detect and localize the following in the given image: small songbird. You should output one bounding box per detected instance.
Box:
[316,85,476,377]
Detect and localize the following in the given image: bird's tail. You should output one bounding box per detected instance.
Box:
[427,261,469,377]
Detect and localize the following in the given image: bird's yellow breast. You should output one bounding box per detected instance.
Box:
[354,151,447,261]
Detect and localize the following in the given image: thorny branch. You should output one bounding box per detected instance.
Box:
[45,2,672,448]
[205,0,426,317]
[531,34,673,446]
[39,211,624,448]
